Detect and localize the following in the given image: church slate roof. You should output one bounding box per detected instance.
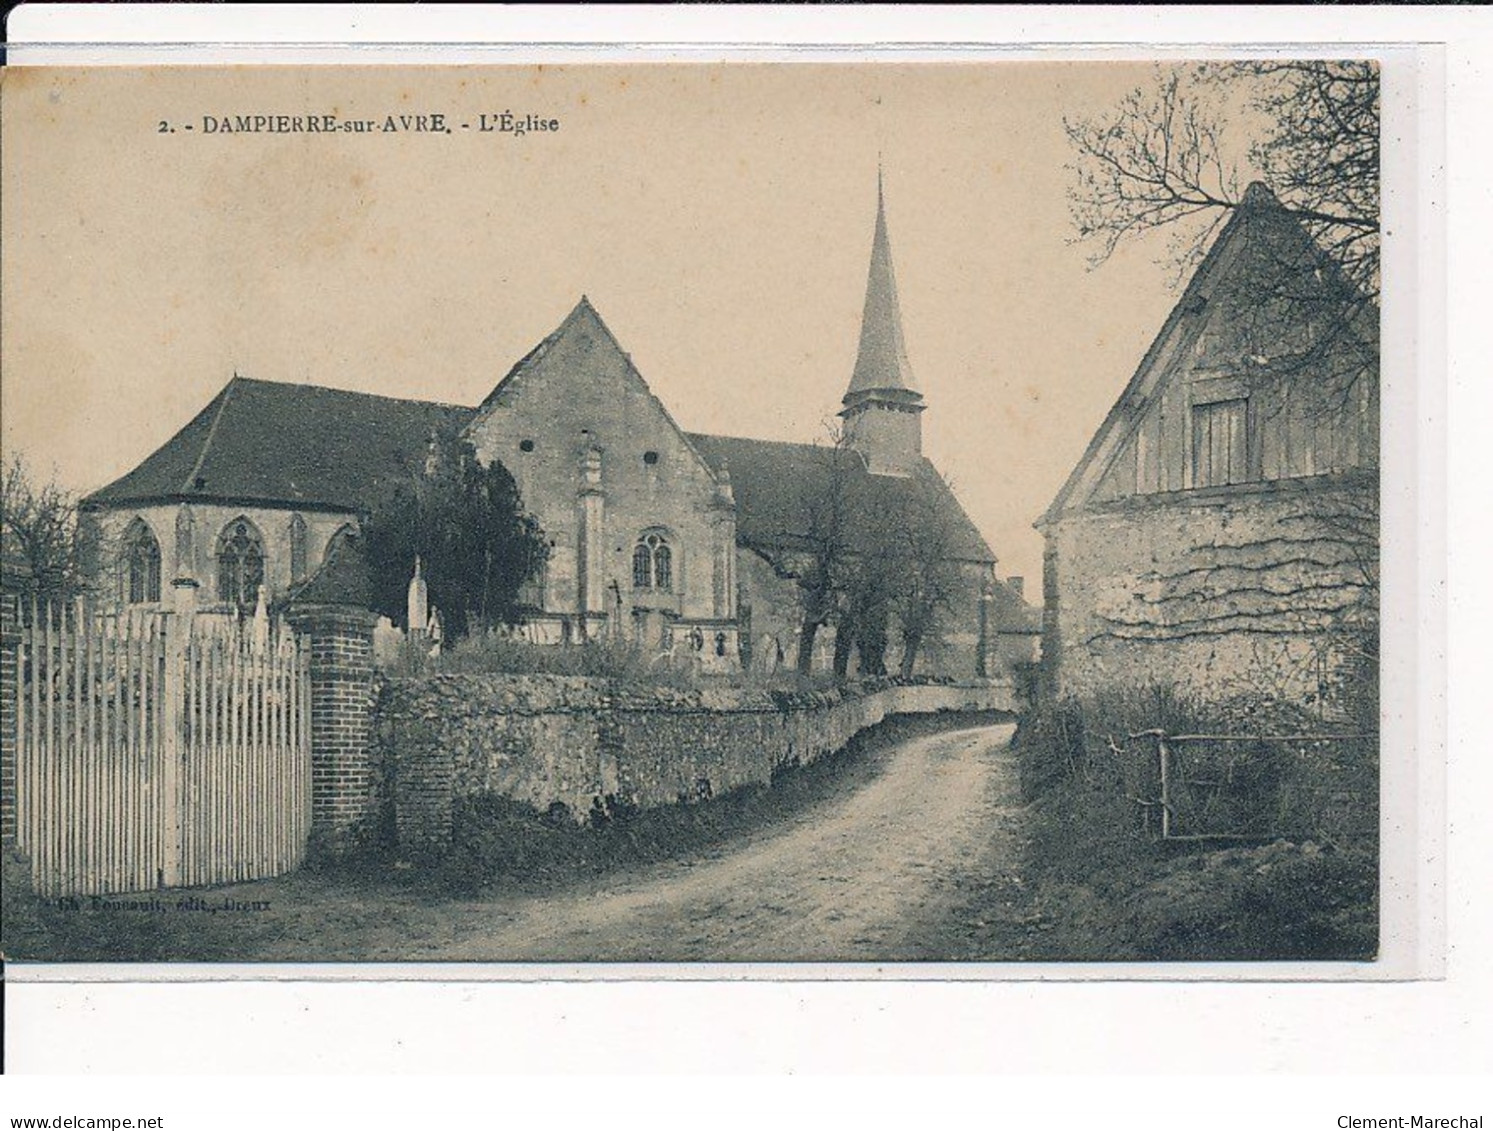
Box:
[83,376,474,513]
[685,432,995,565]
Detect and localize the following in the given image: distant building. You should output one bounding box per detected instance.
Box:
[82,181,1037,679]
[1037,183,1378,711]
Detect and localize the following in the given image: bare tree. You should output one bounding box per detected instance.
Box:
[1065,61,1380,409]
[836,503,899,677]
[887,476,965,679]
[789,423,860,676]
[1,455,105,600]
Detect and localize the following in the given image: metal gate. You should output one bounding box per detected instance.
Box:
[12,598,311,897]
[1130,729,1378,845]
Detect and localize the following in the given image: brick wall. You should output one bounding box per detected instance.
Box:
[379,674,1016,853]
[290,604,380,851]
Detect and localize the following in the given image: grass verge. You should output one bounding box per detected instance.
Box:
[947,691,1378,962]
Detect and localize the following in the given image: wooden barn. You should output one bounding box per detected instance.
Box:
[1037,183,1379,718]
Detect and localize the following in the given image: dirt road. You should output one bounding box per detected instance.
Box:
[11,721,1030,962]
[380,721,1023,962]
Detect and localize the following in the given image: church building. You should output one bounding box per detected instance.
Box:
[82,183,1035,679]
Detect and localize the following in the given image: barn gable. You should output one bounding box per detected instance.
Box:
[1041,183,1378,525]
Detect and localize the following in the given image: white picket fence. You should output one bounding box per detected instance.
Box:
[12,598,311,897]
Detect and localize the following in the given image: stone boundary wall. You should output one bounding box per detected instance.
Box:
[379,676,1016,853]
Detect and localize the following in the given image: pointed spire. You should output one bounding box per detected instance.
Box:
[846,170,920,400]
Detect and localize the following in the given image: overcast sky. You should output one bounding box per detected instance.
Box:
[1,63,1261,583]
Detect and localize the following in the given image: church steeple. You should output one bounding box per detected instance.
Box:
[841,168,926,477]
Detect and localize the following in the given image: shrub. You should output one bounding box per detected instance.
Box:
[1120,842,1378,961]
[1006,684,1380,961]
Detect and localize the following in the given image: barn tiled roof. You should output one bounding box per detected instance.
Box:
[686,432,995,564]
[83,377,474,513]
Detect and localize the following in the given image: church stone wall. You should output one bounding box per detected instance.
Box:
[379,673,1017,852]
[89,502,355,609]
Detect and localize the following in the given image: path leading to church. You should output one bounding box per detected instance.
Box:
[398,721,1022,962]
[12,721,1031,962]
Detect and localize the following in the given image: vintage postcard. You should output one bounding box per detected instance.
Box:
[0,58,1414,975]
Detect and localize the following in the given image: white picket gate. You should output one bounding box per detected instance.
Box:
[12,598,311,897]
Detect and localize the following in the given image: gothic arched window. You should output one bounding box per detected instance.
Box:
[216,517,265,610]
[289,513,308,582]
[632,531,672,591]
[122,518,161,605]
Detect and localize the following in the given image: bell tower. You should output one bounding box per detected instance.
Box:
[840,169,925,477]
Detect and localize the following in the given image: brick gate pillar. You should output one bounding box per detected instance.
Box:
[289,603,380,854]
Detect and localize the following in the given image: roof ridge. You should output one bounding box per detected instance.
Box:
[230,373,474,414]
[688,431,841,454]
[472,297,590,413]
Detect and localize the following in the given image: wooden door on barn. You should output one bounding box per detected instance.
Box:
[10,598,311,898]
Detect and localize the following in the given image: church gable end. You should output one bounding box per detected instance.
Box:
[465,297,733,627]
[466,297,720,491]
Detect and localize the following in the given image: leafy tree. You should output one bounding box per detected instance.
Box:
[360,431,547,640]
[1,455,104,601]
[1065,60,1380,407]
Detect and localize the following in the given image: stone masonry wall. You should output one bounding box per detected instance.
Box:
[380,675,1014,853]
[1044,475,1377,709]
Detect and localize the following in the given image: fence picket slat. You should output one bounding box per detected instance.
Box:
[129,611,143,891]
[107,615,119,893]
[25,598,38,868]
[83,602,96,894]
[10,605,312,897]
[46,603,58,897]
[15,603,28,865]
[182,632,194,888]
